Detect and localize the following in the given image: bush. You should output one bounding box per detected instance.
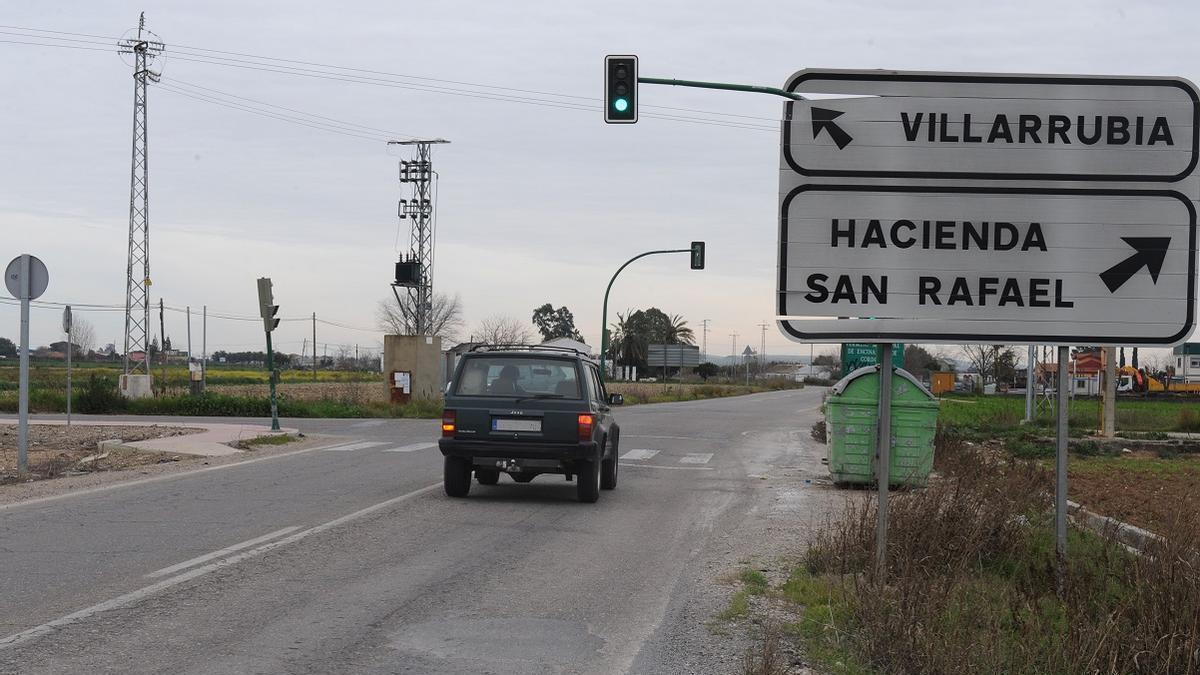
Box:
[1176,409,1200,433]
[75,374,126,414]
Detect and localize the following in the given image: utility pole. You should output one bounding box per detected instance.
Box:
[758,321,769,375]
[701,318,710,364]
[312,312,318,381]
[158,298,166,395]
[118,13,163,381]
[388,138,449,336]
[730,333,738,379]
[201,305,207,391]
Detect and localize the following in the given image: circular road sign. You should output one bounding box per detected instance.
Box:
[5,255,49,300]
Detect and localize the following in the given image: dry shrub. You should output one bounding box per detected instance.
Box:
[1070,513,1200,674]
[742,621,791,675]
[802,431,1200,674]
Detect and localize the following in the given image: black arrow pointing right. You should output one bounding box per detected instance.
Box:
[811,107,853,149]
[1100,237,1171,293]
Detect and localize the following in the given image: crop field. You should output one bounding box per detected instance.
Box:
[938,392,1200,433]
[0,361,381,391]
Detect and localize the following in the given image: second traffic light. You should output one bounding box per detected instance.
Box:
[690,241,705,270]
[604,55,637,124]
[257,277,280,332]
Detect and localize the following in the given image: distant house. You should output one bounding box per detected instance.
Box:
[541,337,593,357]
[1172,343,1200,383]
[1037,351,1102,396]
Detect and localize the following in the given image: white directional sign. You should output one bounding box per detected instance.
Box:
[777,185,1195,345]
[777,69,1200,346]
[783,70,1199,182]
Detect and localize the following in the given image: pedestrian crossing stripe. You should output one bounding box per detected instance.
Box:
[620,449,660,461]
[679,453,714,464]
[321,441,389,452]
[381,442,437,453]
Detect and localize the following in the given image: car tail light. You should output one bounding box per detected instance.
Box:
[577,414,594,441]
[442,410,456,437]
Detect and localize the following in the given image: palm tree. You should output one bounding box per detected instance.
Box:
[663,314,695,345]
[609,309,649,369]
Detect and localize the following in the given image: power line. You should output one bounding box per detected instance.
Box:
[0,24,779,122]
[165,77,418,139]
[0,25,779,132]
[155,83,388,142]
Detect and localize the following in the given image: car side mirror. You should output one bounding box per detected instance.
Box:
[608,393,624,406]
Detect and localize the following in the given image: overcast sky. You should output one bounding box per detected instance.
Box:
[3,0,1199,364]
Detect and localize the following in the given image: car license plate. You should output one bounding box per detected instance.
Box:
[493,418,541,432]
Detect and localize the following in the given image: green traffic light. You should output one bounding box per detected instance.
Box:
[613,97,629,113]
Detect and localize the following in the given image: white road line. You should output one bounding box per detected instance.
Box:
[320,441,388,452]
[620,449,659,461]
[0,483,441,650]
[624,435,701,441]
[144,526,300,579]
[0,440,363,513]
[618,462,714,471]
[350,420,387,428]
[381,442,437,453]
[679,453,714,465]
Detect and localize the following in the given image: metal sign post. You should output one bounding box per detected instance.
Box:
[876,343,893,579]
[1055,345,1070,594]
[6,254,50,475]
[63,305,72,427]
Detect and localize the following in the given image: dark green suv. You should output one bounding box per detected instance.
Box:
[438,345,623,503]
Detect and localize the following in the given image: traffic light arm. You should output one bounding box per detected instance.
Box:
[638,76,806,101]
[599,248,692,384]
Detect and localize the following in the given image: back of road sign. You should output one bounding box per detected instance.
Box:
[776,69,1200,347]
[5,255,49,300]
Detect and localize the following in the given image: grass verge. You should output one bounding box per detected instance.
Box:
[235,434,299,450]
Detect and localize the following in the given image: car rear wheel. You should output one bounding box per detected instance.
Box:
[577,459,601,503]
[444,456,472,497]
[600,438,618,490]
[476,469,500,485]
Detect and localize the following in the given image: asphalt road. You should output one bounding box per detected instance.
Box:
[0,388,830,674]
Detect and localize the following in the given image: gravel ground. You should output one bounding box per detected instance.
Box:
[632,425,842,675]
[0,423,205,485]
[0,431,332,507]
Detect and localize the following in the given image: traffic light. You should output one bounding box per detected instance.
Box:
[604,55,638,124]
[690,241,705,270]
[256,277,280,332]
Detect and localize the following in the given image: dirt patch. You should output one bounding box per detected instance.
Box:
[0,424,204,485]
[1070,456,1200,533]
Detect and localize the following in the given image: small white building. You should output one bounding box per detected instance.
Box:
[541,337,593,357]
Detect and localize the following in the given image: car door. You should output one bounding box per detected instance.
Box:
[584,363,613,450]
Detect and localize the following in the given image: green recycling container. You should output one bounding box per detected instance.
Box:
[825,366,940,487]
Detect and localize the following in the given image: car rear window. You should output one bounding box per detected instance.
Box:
[454,357,582,398]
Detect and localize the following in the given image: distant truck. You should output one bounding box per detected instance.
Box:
[1116,366,1200,394]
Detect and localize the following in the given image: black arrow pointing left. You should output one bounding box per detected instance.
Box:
[1099,236,1171,293]
[811,107,853,149]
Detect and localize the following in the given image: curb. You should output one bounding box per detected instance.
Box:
[1067,499,1162,553]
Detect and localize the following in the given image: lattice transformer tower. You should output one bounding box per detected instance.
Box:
[390,139,449,336]
[118,14,163,374]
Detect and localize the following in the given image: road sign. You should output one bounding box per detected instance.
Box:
[62,305,72,333]
[647,344,700,368]
[841,343,904,377]
[777,184,1195,345]
[5,255,48,300]
[782,70,1200,182]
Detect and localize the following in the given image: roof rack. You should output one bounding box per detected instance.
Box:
[467,343,596,360]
